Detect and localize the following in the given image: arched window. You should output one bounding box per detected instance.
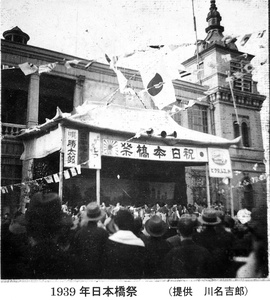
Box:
[233,121,240,138]
[242,122,250,147]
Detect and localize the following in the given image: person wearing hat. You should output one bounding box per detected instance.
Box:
[143,215,171,278]
[70,201,109,279]
[102,208,146,279]
[193,207,231,278]
[164,214,215,278]
[1,212,29,279]
[25,192,75,279]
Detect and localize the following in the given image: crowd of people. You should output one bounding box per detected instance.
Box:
[1,192,268,279]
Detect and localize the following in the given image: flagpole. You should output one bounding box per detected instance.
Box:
[227,73,240,125]
[192,0,201,84]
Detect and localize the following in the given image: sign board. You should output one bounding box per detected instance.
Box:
[102,139,208,163]
[64,128,78,167]
[89,132,101,169]
[208,148,232,178]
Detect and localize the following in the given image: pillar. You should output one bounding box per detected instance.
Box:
[26,73,40,128]
[21,72,40,211]
[73,75,85,109]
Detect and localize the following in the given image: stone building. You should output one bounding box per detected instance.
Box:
[1,1,267,215]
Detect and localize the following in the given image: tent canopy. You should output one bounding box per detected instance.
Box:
[18,102,241,151]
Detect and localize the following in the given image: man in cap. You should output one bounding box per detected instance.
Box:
[164,214,215,278]
[71,201,108,279]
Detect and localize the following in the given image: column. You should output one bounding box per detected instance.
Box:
[26,73,40,128]
[73,75,85,109]
[21,72,40,211]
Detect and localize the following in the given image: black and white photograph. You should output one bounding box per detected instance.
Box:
[1,0,269,298]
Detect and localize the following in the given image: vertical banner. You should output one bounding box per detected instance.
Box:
[78,129,89,167]
[89,132,101,169]
[208,148,232,178]
[64,128,78,167]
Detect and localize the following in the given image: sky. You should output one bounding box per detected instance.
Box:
[1,0,268,65]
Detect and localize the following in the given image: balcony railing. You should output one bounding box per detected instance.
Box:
[1,123,26,137]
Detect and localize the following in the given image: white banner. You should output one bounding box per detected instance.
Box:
[64,128,78,167]
[102,139,208,162]
[89,132,101,169]
[208,148,232,178]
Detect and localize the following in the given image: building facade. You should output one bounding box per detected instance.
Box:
[1,1,267,215]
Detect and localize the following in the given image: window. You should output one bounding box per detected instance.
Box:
[230,60,252,92]
[188,104,208,133]
[232,116,251,147]
[233,121,240,138]
[242,122,250,147]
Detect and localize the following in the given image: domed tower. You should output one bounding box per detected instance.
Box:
[3,26,30,45]
[197,0,237,53]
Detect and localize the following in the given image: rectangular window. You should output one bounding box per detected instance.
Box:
[230,60,252,92]
[188,104,208,133]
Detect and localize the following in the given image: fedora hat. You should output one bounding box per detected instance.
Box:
[84,202,106,222]
[177,214,197,236]
[25,192,62,227]
[145,215,168,237]
[198,208,221,226]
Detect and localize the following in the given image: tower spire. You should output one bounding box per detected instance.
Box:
[205,0,224,33]
[195,0,238,54]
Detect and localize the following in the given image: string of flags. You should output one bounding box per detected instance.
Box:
[1,164,82,195]
[3,27,267,112]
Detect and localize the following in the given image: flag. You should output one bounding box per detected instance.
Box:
[44,175,54,183]
[225,76,234,82]
[257,30,266,38]
[18,62,38,75]
[170,104,181,113]
[240,33,251,46]
[253,163,258,170]
[179,69,191,78]
[85,60,95,69]
[114,68,128,93]
[64,170,71,179]
[197,96,207,101]
[233,72,245,79]
[222,35,237,44]
[70,167,77,177]
[76,165,81,175]
[221,54,232,62]
[183,100,195,110]
[39,62,58,74]
[138,49,177,109]
[53,173,60,183]
[244,63,254,73]
[237,53,248,59]
[64,59,81,69]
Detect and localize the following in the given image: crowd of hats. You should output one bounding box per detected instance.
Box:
[5,191,267,244]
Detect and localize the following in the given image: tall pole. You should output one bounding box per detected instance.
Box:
[59,124,65,202]
[96,169,100,205]
[206,163,211,207]
[192,0,201,84]
[228,73,240,125]
[229,178,234,216]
